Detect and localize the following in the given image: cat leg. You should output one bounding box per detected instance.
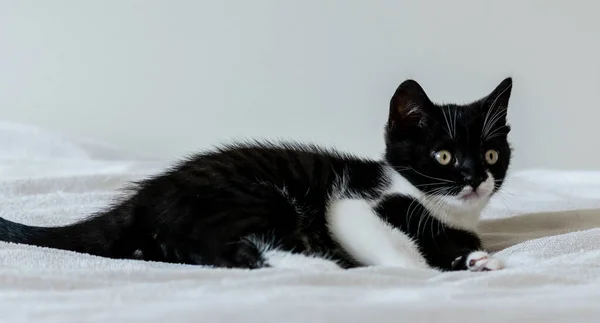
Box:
[326,198,429,269]
[373,195,504,272]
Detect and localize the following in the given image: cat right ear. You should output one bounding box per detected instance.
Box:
[388,80,432,129]
[483,77,513,112]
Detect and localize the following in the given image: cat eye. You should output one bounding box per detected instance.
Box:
[434,150,453,166]
[484,149,499,165]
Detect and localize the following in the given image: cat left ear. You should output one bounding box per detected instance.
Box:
[388,80,432,129]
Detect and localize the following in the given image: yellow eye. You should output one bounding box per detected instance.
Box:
[434,150,453,166]
[485,149,499,165]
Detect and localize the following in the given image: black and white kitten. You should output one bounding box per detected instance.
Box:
[0,78,513,272]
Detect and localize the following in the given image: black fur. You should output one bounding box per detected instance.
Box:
[0,78,513,271]
[374,195,482,270]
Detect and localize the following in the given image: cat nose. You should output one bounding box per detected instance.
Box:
[462,173,486,189]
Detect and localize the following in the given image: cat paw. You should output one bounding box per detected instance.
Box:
[465,251,504,272]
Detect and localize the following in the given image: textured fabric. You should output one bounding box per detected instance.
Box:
[1,122,600,323]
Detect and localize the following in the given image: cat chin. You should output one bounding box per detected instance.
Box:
[438,193,490,210]
[427,172,496,211]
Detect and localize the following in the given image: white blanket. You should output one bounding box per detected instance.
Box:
[1,122,600,323]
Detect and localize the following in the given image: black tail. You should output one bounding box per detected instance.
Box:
[0,207,139,259]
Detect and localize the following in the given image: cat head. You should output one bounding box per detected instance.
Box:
[384,78,513,209]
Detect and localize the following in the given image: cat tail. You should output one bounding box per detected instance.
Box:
[0,204,138,258]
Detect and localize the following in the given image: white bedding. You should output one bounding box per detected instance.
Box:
[2,122,600,323]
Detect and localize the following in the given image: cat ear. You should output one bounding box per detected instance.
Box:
[481,77,513,137]
[483,77,513,113]
[388,80,432,129]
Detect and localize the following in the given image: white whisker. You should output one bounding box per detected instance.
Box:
[452,106,458,138]
[407,167,456,183]
[441,107,454,138]
[482,108,508,139]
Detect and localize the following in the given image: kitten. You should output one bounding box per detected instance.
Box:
[0,78,513,271]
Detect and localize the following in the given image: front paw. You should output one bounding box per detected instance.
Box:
[465,251,504,272]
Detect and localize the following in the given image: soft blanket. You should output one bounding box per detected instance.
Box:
[1,122,600,323]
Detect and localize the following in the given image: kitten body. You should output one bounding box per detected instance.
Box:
[0,78,513,271]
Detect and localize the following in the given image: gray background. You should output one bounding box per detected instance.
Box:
[1,0,597,169]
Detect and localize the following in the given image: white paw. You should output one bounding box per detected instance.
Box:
[466,251,504,272]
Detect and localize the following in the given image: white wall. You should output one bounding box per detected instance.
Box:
[1,1,598,169]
